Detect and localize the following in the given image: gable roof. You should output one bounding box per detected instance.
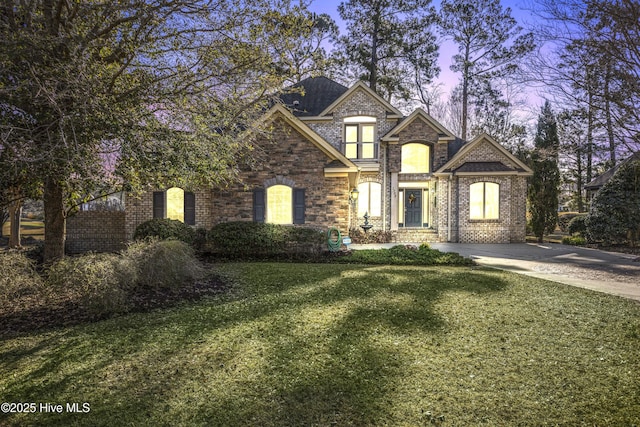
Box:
[318,81,403,118]
[381,108,456,142]
[434,133,533,176]
[260,103,357,171]
[279,77,348,117]
[584,151,640,190]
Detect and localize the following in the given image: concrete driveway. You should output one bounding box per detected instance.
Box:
[351,242,640,302]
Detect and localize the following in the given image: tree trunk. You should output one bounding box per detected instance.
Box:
[8,199,22,248]
[43,177,66,263]
[576,147,584,212]
[604,63,616,166]
[369,17,379,93]
[461,47,471,141]
[586,94,594,183]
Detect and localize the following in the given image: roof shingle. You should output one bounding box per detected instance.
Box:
[279,77,349,117]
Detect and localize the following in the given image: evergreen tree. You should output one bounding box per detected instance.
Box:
[336,0,439,102]
[586,158,640,246]
[528,101,561,243]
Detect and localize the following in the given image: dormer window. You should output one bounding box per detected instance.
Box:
[343,116,377,160]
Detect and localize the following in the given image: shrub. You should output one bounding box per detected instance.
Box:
[207,222,325,259]
[46,253,131,317]
[124,239,204,289]
[133,218,195,244]
[567,215,587,236]
[562,235,587,246]
[586,159,640,246]
[0,250,44,305]
[558,212,582,232]
[348,228,393,244]
[335,244,473,266]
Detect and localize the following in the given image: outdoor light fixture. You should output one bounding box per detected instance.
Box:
[349,187,359,203]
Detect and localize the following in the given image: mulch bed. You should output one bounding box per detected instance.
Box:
[0,274,230,339]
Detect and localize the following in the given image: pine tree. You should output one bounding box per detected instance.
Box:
[336,0,439,102]
[528,101,561,243]
[439,0,534,140]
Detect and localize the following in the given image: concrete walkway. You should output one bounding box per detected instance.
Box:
[350,242,640,302]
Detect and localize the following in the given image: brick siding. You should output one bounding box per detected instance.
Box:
[306,87,398,152]
[125,190,214,239]
[212,117,351,233]
[66,211,126,253]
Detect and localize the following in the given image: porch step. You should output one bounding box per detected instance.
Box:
[393,229,439,243]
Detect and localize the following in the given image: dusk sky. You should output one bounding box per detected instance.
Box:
[306,0,537,100]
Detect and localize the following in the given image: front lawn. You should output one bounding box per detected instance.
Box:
[1,263,639,426]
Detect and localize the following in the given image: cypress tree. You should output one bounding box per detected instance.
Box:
[528,101,561,243]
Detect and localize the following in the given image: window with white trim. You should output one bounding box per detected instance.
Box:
[469,182,499,219]
[401,143,430,173]
[357,182,382,217]
[344,116,376,160]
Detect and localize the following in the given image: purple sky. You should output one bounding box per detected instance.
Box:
[307,0,535,96]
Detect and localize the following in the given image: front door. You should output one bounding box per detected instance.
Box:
[404,190,422,227]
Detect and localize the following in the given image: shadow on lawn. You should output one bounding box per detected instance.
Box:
[1,265,508,426]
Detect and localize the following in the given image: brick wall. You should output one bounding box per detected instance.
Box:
[125,190,214,239]
[306,87,398,151]
[388,117,441,173]
[436,174,528,243]
[66,211,126,253]
[212,117,351,233]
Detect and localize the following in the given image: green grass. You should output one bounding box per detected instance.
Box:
[1,263,639,426]
[1,220,45,239]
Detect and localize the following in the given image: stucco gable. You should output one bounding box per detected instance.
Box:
[434,133,533,176]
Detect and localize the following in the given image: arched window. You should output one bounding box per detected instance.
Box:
[469,182,499,219]
[401,143,430,173]
[153,187,196,225]
[166,187,185,222]
[267,185,293,224]
[357,182,382,217]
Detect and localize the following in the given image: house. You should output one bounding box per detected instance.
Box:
[120,76,533,245]
[584,152,640,203]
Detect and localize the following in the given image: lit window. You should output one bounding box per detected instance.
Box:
[357,182,382,217]
[166,187,185,222]
[469,182,499,219]
[153,188,196,225]
[267,185,293,224]
[401,143,430,173]
[344,116,376,160]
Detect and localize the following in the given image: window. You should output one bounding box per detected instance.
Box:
[469,182,499,219]
[253,186,305,224]
[267,185,293,224]
[357,182,382,217]
[344,116,376,160]
[153,188,196,225]
[401,143,430,173]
